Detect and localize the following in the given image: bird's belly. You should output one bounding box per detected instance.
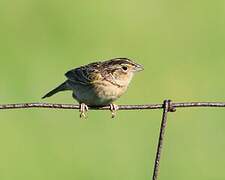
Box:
[72,82,127,106]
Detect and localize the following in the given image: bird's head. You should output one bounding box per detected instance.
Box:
[103,58,144,87]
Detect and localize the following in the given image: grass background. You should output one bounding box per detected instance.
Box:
[0,0,225,179]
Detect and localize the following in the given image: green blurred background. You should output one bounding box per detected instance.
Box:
[0,0,225,179]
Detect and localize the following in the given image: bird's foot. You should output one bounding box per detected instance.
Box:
[79,103,89,119]
[109,104,119,118]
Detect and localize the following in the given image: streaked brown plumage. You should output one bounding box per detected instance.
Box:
[42,57,143,118]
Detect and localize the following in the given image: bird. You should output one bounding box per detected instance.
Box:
[42,57,144,118]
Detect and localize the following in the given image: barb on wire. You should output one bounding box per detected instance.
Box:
[0,102,225,110]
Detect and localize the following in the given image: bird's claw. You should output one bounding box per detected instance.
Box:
[79,103,89,119]
[110,104,119,118]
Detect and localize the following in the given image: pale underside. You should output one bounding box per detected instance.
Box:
[66,80,128,106]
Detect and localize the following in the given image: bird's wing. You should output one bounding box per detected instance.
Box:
[65,62,102,85]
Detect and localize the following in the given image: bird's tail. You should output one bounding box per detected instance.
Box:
[42,81,70,99]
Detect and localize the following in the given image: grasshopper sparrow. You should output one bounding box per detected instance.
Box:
[42,57,143,118]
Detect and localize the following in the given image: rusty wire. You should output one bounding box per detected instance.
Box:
[152,100,175,180]
[1,100,225,180]
[0,101,225,110]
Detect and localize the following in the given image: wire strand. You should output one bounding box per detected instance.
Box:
[0,102,225,110]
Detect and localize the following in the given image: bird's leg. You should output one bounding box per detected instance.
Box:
[109,103,119,118]
[79,103,89,119]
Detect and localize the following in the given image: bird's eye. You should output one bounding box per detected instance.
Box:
[122,66,128,71]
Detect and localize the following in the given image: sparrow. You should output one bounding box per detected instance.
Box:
[42,57,143,118]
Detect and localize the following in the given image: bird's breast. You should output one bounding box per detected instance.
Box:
[93,80,128,101]
[72,80,128,106]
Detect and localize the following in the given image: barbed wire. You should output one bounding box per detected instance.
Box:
[1,100,225,180]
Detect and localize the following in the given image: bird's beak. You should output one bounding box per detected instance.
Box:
[134,63,144,72]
